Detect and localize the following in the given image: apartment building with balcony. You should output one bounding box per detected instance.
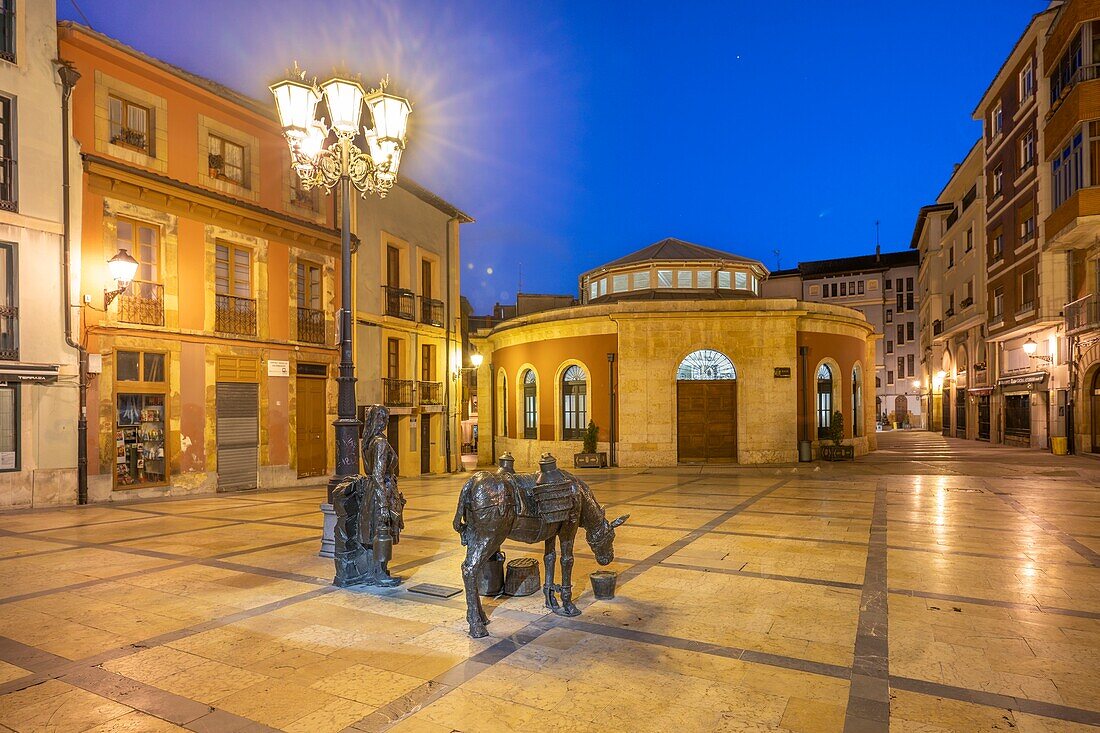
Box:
[0,2,79,508]
[59,23,343,500]
[354,183,472,477]
[911,141,990,440]
[1043,0,1100,452]
[973,5,1067,449]
[764,249,921,428]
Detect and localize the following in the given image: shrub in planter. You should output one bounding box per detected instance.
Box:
[574,420,608,468]
[821,410,854,461]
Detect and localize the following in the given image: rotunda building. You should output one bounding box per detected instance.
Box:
[473,239,877,467]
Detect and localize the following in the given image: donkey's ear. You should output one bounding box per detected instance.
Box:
[610,514,629,528]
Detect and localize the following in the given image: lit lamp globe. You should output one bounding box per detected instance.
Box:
[269,78,320,142]
[107,248,139,287]
[365,88,411,178]
[320,78,366,135]
[470,353,484,368]
[1022,338,1038,356]
[912,380,921,390]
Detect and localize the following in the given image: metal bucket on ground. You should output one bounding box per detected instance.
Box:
[478,552,506,596]
[590,570,618,600]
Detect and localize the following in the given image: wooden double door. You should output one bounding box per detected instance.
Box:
[295,376,327,478]
[676,380,737,463]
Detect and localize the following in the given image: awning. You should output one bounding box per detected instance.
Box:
[968,387,994,396]
[0,363,60,384]
[997,371,1047,388]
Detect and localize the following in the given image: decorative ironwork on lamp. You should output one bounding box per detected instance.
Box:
[104,248,138,308]
[1023,337,1053,364]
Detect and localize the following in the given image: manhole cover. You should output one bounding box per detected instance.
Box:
[408,583,462,598]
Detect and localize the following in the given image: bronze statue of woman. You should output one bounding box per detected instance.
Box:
[362,404,405,585]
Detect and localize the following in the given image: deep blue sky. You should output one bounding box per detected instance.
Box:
[59,1,1046,311]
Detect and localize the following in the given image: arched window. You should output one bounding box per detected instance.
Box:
[676,349,736,380]
[499,372,507,436]
[522,369,537,439]
[851,365,862,438]
[817,363,833,439]
[561,365,587,440]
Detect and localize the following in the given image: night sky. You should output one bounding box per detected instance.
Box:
[58,1,1046,312]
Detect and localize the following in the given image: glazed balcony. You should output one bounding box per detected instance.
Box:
[1045,187,1100,250]
[419,297,444,327]
[215,294,257,336]
[1066,293,1100,336]
[296,306,325,345]
[118,282,164,327]
[382,378,414,407]
[382,286,415,321]
[1046,66,1100,159]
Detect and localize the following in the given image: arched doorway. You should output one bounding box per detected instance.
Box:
[676,350,736,463]
[1091,369,1100,453]
[895,395,909,428]
[561,365,587,441]
[817,364,833,439]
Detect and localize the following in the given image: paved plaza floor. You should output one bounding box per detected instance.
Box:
[0,431,1096,731]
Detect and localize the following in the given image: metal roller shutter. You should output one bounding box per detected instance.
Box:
[216,382,259,491]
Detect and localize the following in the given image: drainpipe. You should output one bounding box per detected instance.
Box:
[606,352,616,467]
[57,62,86,504]
[443,217,454,472]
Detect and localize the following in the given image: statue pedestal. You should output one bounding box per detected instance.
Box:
[319,502,336,558]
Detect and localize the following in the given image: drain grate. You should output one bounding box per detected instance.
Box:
[408,583,462,599]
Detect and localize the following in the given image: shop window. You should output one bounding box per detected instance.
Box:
[561,365,587,440]
[0,384,17,471]
[115,350,167,488]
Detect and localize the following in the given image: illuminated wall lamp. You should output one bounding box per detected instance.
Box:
[104,248,139,308]
[1023,337,1053,364]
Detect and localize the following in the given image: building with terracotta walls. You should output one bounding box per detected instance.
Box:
[974,6,1068,449]
[58,23,344,500]
[474,240,876,468]
[0,1,80,509]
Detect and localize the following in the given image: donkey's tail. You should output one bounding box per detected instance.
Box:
[453,476,474,545]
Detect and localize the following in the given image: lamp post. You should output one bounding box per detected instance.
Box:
[270,69,411,557]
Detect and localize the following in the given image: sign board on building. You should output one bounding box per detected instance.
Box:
[773,367,792,379]
[267,360,290,377]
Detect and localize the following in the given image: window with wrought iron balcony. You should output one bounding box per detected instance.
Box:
[419,296,443,327]
[214,242,256,336]
[0,243,16,360]
[382,285,415,320]
[115,218,164,326]
[295,262,325,344]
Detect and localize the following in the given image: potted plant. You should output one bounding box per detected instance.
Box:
[208,152,225,178]
[573,420,608,468]
[820,410,854,461]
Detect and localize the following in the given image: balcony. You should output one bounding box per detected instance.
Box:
[419,297,443,327]
[118,282,164,326]
[215,294,257,336]
[382,286,415,320]
[0,304,17,359]
[1046,187,1100,249]
[1066,293,1100,335]
[296,307,325,344]
[382,378,414,407]
[945,207,959,231]
[960,297,974,309]
[933,320,943,336]
[1016,300,1036,315]
[0,157,15,212]
[419,380,442,405]
[1046,63,1100,160]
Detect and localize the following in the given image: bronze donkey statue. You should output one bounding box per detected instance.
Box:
[453,453,628,638]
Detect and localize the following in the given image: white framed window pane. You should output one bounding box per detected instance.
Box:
[633,271,650,289]
[717,271,731,289]
[676,270,692,288]
[751,275,758,293]
[589,282,597,300]
[697,271,712,288]
[612,274,628,292]
[657,270,673,288]
[598,278,607,296]
[735,272,748,289]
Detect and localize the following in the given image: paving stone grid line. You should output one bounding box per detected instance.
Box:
[0,445,1096,731]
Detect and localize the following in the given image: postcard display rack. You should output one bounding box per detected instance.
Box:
[116,394,167,486]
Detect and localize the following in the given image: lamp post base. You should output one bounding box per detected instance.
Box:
[319,502,336,558]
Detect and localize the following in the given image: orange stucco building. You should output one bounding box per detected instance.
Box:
[59,23,343,499]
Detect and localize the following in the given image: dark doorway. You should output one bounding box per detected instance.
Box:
[977,395,990,440]
[676,380,736,463]
[420,415,432,474]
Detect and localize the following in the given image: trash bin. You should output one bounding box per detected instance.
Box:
[1051,436,1068,455]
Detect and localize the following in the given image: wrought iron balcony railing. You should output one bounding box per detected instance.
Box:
[932,319,943,336]
[0,304,17,360]
[419,297,443,327]
[419,380,442,405]
[296,306,325,344]
[0,157,16,212]
[382,378,414,407]
[945,207,959,231]
[215,294,257,336]
[1066,293,1100,335]
[118,282,164,326]
[382,286,415,320]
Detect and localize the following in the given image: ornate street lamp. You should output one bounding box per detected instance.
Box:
[271,68,411,557]
[104,248,139,308]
